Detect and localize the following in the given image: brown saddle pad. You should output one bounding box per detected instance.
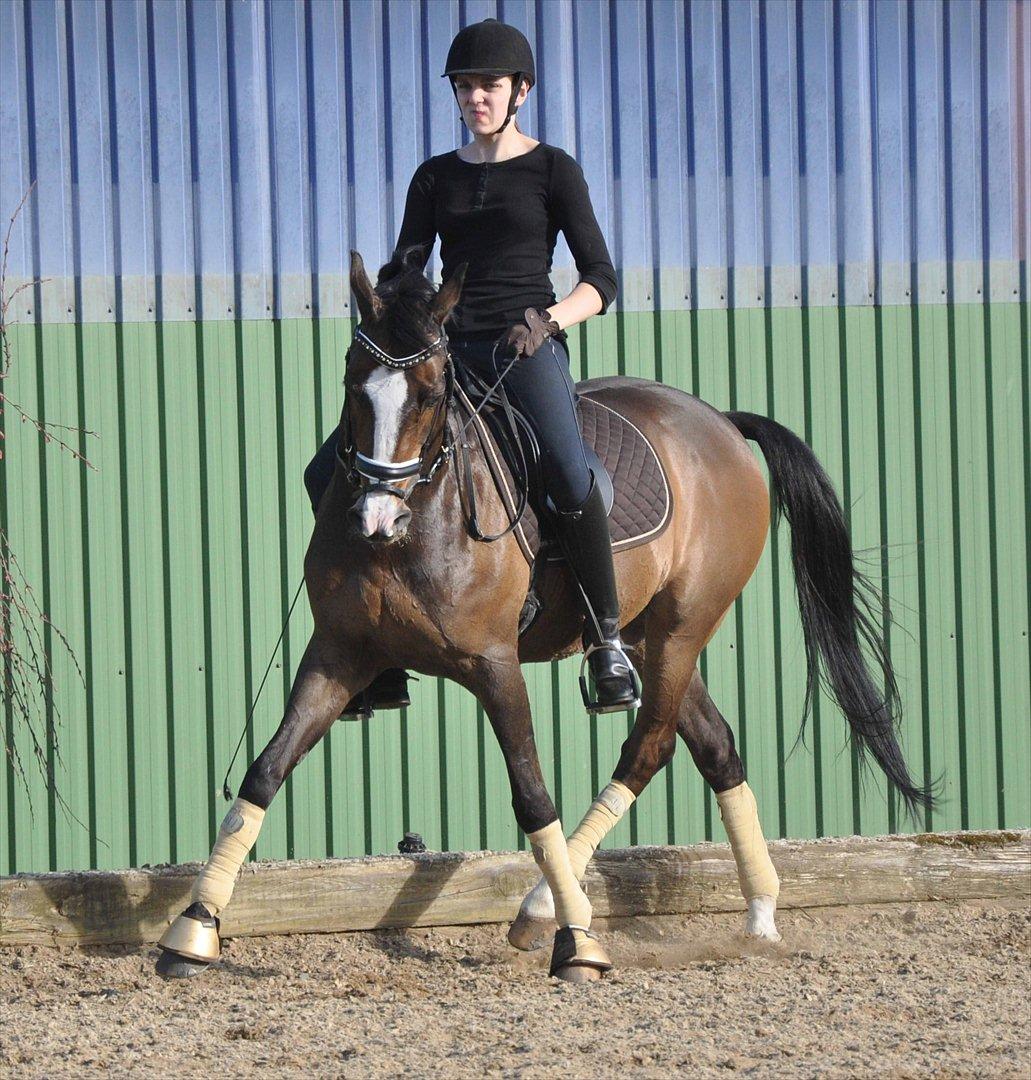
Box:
[456,386,673,565]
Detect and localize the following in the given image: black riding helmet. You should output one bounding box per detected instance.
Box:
[442,18,535,137]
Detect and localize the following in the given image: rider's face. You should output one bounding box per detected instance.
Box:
[453,73,527,132]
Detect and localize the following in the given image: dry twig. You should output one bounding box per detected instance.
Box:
[1,184,95,826]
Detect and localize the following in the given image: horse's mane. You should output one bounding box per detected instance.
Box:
[374,244,440,352]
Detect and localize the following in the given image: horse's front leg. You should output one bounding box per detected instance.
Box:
[507,644,645,952]
[156,636,369,978]
[459,655,612,982]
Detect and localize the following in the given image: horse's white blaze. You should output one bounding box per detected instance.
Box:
[366,366,409,459]
[745,895,781,941]
[357,366,412,536]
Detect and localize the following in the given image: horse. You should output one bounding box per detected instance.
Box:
[156,249,931,982]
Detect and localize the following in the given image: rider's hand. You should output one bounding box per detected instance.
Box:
[498,307,561,360]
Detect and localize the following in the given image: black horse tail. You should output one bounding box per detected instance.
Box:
[725,411,934,816]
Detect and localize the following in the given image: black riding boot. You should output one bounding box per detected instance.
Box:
[340,668,413,720]
[554,472,642,714]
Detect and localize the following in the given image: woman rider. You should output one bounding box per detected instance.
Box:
[305,18,640,717]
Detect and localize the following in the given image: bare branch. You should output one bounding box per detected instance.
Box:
[1,183,97,840]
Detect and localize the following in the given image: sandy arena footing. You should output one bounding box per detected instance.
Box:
[2,898,1028,1077]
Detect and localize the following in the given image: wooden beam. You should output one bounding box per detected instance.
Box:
[1,831,1027,948]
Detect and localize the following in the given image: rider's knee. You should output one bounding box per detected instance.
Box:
[543,457,593,511]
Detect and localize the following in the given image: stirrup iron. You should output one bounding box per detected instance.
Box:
[578,640,642,714]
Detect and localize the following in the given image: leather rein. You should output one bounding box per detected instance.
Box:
[337,325,529,542]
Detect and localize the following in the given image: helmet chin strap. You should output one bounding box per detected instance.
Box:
[488,110,515,136]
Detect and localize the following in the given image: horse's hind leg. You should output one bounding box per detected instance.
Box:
[156,636,367,978]
[677,670,781,941]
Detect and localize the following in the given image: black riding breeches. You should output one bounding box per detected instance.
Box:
[450,335,593,510]
[303,334,593,515]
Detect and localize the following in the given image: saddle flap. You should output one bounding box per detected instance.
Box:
[454,381,671,565]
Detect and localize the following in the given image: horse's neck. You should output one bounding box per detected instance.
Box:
[409,422,508,558]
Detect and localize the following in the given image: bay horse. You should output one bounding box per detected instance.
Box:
[156,250,930,981]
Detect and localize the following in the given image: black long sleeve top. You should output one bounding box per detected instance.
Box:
[394,142,618,340]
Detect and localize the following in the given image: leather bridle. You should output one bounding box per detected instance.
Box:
[338,322,530,544]
[337,326,456,503]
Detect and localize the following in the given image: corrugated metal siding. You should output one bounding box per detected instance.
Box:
[2,0,1026,321]
[1,0,1028,874]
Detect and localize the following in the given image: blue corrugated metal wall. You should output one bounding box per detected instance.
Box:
[1,0,1028,874]
[3,0,1026,322]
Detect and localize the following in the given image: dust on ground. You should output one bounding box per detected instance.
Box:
[2,899,1028,1078]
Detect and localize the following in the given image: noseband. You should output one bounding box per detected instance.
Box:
[337,326,456,502]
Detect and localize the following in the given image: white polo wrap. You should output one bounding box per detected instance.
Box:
[190,797,266,916]
[716,781,780,900]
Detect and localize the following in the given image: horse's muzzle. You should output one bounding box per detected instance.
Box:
[349,492,412,543]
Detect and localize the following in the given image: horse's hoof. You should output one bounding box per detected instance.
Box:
[507,911,554,952]
[155,949,212,979]
[549,927,612,981]
[553,962,604,984]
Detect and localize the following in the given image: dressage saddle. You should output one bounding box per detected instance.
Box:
[452,366,672,634]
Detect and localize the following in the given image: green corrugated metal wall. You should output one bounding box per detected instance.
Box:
[3,302,1028,874]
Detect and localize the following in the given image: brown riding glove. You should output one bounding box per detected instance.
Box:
[499,307,562,360]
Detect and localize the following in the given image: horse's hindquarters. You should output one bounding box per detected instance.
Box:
[582,379,769,632]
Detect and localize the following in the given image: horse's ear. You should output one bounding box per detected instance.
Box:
[350,250,383,323]
[431,262,468,325]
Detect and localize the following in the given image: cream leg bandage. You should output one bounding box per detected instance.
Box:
[716,782,779,900]
[521,782,636,921]
[527,819,592,930]
[190,798,266,916]
[566,781,636,878]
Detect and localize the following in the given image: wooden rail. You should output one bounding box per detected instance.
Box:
[1,831,1027,948]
